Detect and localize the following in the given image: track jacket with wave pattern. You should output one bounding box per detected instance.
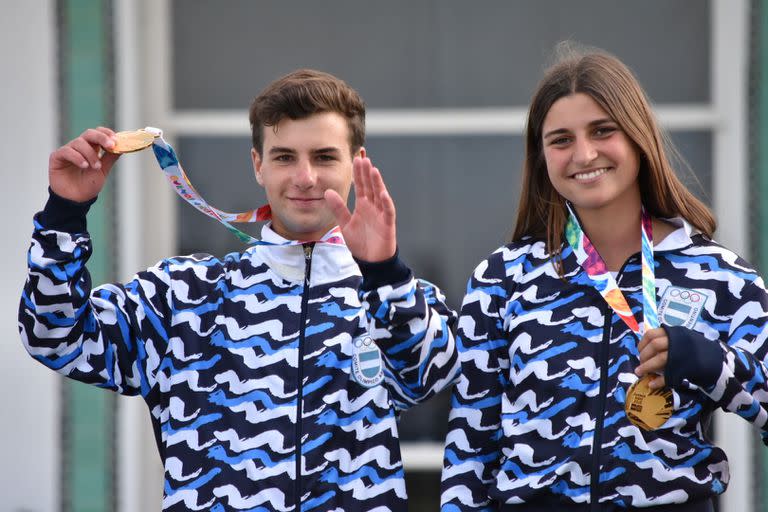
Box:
[20,191,458,512]
[441,218,768,510]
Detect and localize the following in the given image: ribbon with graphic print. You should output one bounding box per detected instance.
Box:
[565,203,672,430]
[564,203,658,334]
[137,127,344,246]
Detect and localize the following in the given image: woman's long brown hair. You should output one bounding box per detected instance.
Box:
[513,46,715,262]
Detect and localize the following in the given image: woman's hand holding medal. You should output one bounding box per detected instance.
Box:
[627,327,674,430]
[635,327,669,389]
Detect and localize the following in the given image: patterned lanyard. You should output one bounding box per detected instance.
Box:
[148,129,345,247]
[564,203,658,335]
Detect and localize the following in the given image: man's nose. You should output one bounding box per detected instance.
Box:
[294,160,317,188]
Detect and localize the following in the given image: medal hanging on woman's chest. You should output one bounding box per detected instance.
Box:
[565,204,673,431]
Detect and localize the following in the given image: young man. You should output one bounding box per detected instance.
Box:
[19,69,457,511]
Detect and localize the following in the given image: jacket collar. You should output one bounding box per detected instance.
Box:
[654,217,696,252]
[559,216,697,278]
[250,223,360,285]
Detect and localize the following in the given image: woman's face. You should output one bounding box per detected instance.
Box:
[541,93,641,214]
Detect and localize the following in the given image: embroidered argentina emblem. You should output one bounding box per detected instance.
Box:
[658,286,708,328]
[351,335,384,387]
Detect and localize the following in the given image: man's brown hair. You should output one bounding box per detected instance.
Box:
[249,69,366,156]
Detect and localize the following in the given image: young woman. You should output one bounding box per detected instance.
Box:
[441,48,768,511]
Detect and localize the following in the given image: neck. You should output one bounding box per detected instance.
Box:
[576,200,642,272]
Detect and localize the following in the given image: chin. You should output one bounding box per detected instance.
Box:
[573,199,607,209]
[567,191,620,210]
[287,220,334,239]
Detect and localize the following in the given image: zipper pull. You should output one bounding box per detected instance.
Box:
[303,243,315,285]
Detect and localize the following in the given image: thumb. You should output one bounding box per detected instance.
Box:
[100,151,121,175]
[324,189,352,228]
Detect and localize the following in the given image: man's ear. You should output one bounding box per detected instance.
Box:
[251,148,264,186]
[356,146,366,159]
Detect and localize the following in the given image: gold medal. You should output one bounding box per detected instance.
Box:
[625,375,673,430]
[105,129,159,154]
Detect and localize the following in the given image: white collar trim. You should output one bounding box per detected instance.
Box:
[654,217,696,252]
[251,223,360,284]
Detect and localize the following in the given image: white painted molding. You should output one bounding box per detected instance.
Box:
[163,105,719,137]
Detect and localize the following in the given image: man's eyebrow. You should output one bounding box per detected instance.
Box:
[312,147,342,154]
[268,146,297,155]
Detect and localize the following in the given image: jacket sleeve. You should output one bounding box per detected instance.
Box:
[18,193,173,397]
[665,277,768,442]
[357,252,458,410]
[440,254,509,511]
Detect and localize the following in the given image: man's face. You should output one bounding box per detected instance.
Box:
[252,112,361,242]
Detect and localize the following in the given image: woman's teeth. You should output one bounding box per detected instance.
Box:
[574,168,608,181]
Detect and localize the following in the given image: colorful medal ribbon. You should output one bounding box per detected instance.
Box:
[565,203,672,431]
[564,202,658,335]
[142,127,344,247]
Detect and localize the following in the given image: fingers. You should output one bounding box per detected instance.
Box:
[353,157,395,218]
[51,145,91,170]
[100,151,121,176]
[648,374,666,390]
[51,127,117,170]
[635,350,668,377]
[353,157,371,203]
[368,166,396,225]
[635,329,669,379]
[638,332,668,364]
[637,327,666,353]
[70,137,104,170]
[79,127,117,156]
[324,189,352,228]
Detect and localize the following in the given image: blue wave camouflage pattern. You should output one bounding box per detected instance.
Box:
[441,220,768,510]
[20,216,458,511]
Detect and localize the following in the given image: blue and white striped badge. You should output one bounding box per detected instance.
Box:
[351,335,383,387]
[658,286,707,328]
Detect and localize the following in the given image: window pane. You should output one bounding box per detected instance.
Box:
[364,134,523,308]
[172,0,710,109]
[175,137,264,256]
[668,131,712,207]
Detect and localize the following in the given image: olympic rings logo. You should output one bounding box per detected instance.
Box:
[354,336,374,348]
[669,288,702,302]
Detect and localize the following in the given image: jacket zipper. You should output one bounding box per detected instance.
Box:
[588,260,634,510]
[590,301,612,511]
[295,243,314,512]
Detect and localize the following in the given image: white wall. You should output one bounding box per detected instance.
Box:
[0,1,60,511]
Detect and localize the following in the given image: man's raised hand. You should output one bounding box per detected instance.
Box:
[325,157,397,262]
[49,127,120,202]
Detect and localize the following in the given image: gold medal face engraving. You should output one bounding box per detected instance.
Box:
[625,375,673,430]
[106,129,158,154]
